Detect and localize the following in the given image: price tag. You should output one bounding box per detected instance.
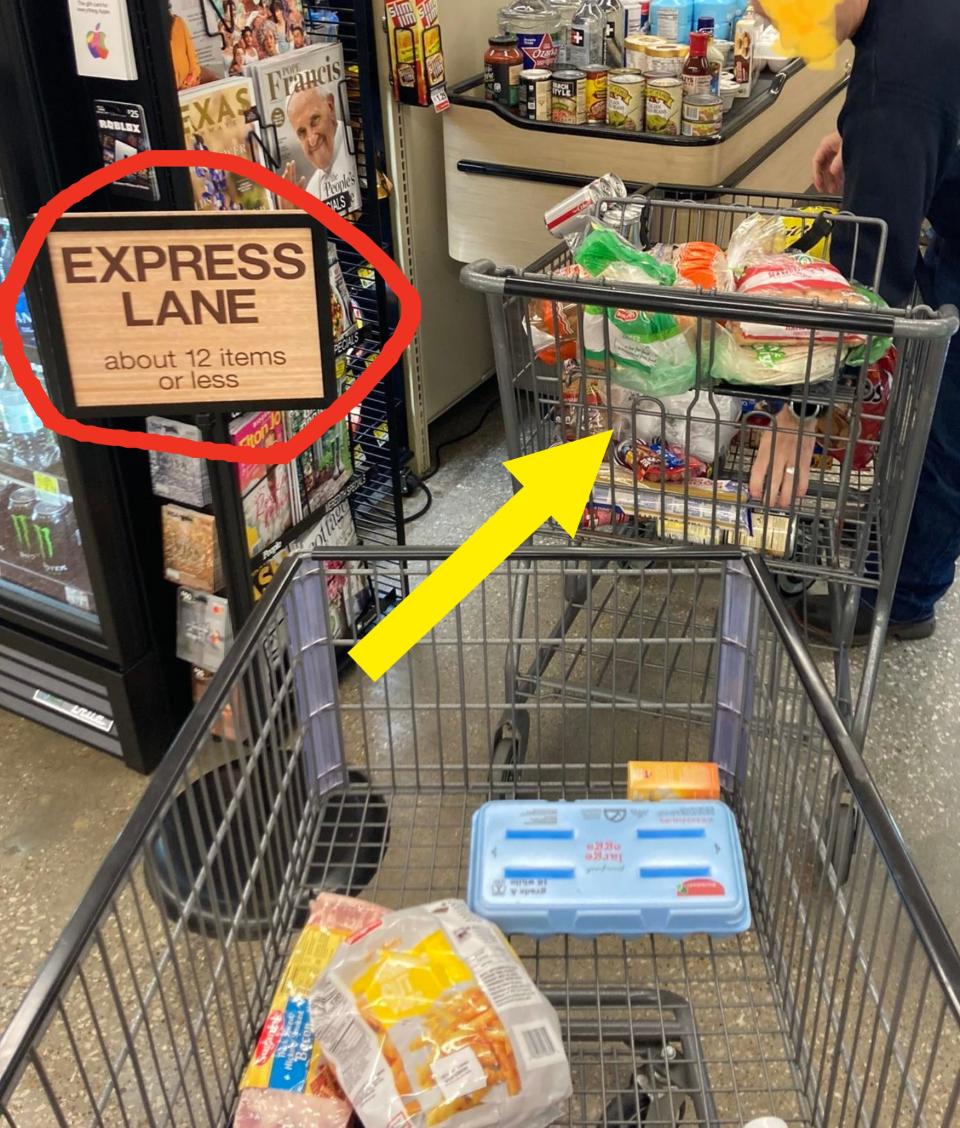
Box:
[33,472,60,496]
[65,586,93,611]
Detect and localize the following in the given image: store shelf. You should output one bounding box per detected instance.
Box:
[443,44,852,264]
[449,62,804,147]
[0,459,70,499]
[0,554,96,613]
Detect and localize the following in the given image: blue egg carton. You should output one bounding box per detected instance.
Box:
[467,799,751,938]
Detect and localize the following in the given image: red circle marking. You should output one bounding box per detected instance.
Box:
[0,149,421,464]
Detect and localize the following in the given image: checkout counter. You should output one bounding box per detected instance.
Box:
[443,45,852,266]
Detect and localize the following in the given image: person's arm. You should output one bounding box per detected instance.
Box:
[832,98,951,306]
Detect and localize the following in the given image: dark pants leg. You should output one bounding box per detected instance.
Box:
[868,237,960,623]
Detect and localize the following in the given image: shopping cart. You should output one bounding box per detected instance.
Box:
[1,549,957,1127]
[461,186,958,744]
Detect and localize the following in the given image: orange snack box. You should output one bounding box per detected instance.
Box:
[627,761,720,801]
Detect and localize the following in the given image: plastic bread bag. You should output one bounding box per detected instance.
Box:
[731,254,874,347]
[525,264,587,366]
[238,893,386,1123]
[573,228,696,396]
[844,283,894,367]
[710,325,840,386]
[661,389,743,465]
[725,212,789,275]
[673,242,733,292]
[309,900,572,1128]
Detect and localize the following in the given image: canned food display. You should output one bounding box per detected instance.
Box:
[551,70,587,125]
[645,76,682,134]
[644,43,685,77]
[520,69,553,121]
[584,65,609,123]
[623,34,661,70]
[681,94,723,123]
[607,71,645,130]
[681,118,721,137]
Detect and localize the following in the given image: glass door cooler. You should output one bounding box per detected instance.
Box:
[0,19,185,770]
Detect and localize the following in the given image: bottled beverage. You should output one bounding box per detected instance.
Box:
[549,0,580,64]
[682,30,713,95]
[597,0,623,64]
[0,377,59,472]
[649,0,693,43]
[9,487,39,564]
[693,0,736,39]
[0,479,19,557]
[568,0,605,67]
[499,0,563,69]
[31,495,79,579]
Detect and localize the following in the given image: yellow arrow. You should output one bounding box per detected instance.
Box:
[350,430,613,682]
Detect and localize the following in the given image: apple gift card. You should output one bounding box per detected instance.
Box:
[68,0,138,81]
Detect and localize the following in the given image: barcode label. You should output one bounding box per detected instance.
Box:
[515,1022,565,1069]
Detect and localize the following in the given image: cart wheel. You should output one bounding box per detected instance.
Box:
[602,1077,687,1126]
[825,772,860,886]
[489,713,530,797]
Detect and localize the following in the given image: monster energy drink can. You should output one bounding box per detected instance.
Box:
[9,487,39,563]
[31,496,79,577]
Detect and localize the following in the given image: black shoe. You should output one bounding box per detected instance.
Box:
[795,596,936,647]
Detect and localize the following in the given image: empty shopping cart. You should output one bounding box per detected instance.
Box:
[0,549,957,1127]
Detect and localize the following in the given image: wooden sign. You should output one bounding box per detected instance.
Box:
[40,212,333,417]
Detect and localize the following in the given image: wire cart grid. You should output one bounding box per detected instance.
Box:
[0,549,957,1127]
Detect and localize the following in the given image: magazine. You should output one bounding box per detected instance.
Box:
[229,409,285,494]
[284,404,353,519]
[168,0,309,89]
[291,496,371,639]
[250,41,360,217]
[178,76,271,210]
[243,465,293,554]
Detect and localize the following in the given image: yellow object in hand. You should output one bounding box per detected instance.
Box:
[762,0,839,68]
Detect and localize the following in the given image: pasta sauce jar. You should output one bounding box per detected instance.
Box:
[485,35,524,107]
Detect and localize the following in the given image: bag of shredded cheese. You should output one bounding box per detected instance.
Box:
[310,900,572,1128]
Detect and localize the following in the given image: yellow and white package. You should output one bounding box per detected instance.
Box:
[310,900,572,1128]
[238,893,385,1125]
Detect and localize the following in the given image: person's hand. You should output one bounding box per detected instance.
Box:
[812,130,844,195]
[277,160,306,209]
[749,405,817,509]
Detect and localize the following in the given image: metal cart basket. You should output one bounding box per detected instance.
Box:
[461,186,958,744]
[1,549,957,1127]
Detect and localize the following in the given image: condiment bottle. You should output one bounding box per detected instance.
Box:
[682,30,713,95]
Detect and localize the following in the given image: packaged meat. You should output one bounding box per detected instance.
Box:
[309,900,572,1128]
[239,893,385,1122]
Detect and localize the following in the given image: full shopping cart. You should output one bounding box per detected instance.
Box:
[0,548,957,1127]
[461,186,959,745]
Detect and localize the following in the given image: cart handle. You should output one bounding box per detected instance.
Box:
[460,260,960,341]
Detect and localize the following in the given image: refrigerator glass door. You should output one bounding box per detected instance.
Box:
[0,190,102,635]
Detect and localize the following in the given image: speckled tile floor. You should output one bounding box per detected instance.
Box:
[0,383,957,1124]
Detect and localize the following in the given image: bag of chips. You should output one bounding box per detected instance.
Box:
[310,900,572,1128]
